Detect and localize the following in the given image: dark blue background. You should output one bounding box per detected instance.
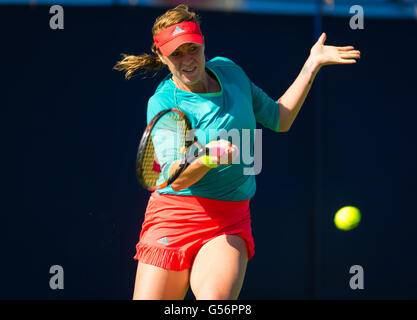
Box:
[2,5,416,299]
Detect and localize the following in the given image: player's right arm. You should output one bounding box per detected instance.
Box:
[169,140,238,192]
[169,158,211,192]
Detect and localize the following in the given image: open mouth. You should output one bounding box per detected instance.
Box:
[182,66,197,75]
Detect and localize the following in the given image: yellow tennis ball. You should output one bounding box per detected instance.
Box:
[199,155,219,168]
[334,206,361,231]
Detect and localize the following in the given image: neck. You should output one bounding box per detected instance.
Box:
[172,71,211,93]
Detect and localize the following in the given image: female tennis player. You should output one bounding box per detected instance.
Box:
[114,4,360,300]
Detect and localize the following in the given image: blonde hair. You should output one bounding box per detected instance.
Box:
[113,4,201,80]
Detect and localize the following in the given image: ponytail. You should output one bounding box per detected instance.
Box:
[113,48,165,80]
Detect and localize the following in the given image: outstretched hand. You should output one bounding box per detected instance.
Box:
[310,32,360,67]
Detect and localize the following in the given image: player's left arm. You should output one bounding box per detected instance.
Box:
[277,32,360,132]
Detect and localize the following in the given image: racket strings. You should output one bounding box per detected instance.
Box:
[140,135,159,187]
[139,111,189,189]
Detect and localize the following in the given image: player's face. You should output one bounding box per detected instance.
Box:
[161,43,206,88]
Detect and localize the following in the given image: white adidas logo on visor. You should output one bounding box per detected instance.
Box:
[172,26,185,36]
[157,237,169,245]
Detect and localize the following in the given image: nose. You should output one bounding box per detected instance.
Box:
[182,51,193,65]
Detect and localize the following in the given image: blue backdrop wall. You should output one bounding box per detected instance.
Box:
[2,5,417,299]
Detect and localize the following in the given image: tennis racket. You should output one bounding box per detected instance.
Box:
[136,108,226,191]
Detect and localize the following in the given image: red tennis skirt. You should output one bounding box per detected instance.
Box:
[133,191,255,271]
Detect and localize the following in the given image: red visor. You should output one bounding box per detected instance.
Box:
[154,21,204,56]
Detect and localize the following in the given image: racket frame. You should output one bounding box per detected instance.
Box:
[136,108,195,191]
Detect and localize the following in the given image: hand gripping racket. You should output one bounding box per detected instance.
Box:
[136,108,225,191]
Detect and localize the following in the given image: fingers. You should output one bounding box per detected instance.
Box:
[338,47,361,59]
[221,144,239,166]
[337,59,357,64]
[340,48,360,54]
[210,139,230,147]
[318,32,327,44]
[339,46,355,51]
[340,51,361,59]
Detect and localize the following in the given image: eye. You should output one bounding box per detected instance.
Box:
[189,46,198,52]
[170,51,180,57]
